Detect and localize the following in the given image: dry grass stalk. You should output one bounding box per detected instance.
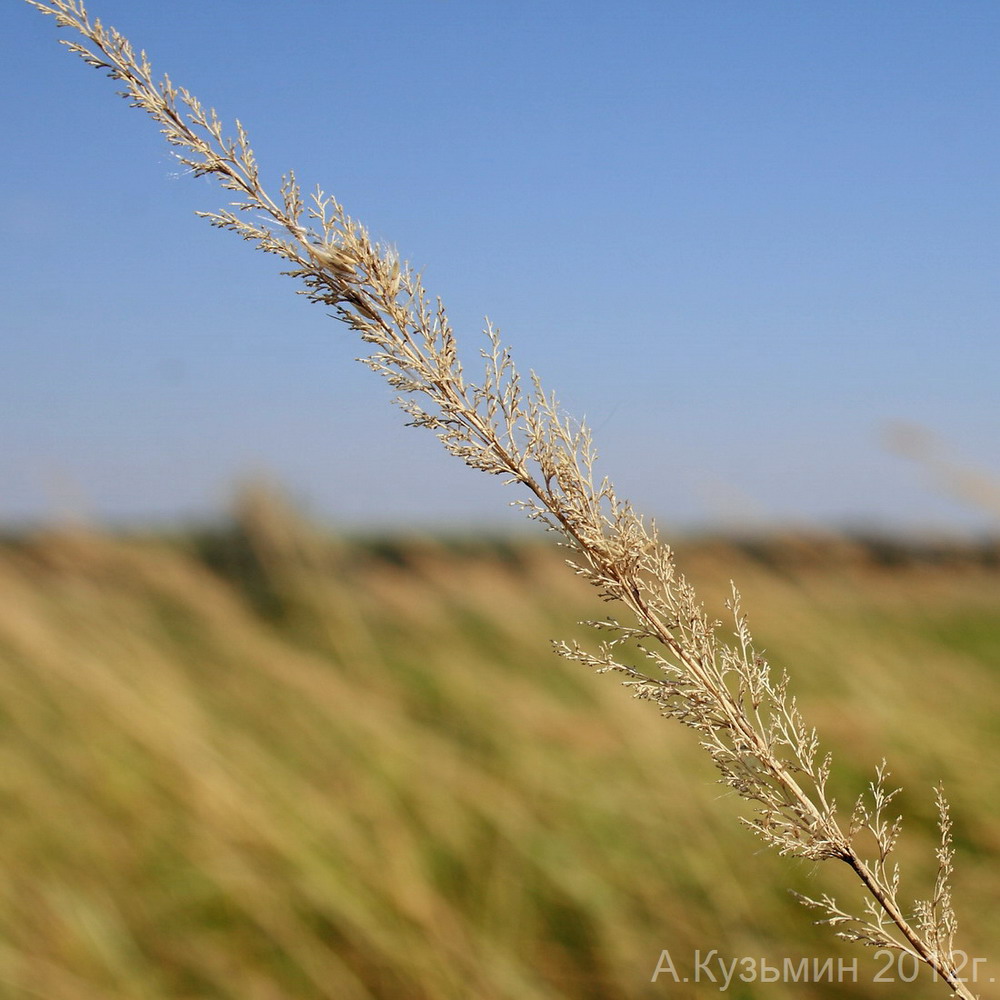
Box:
[885,421,1000,523]
[26,2,985,995]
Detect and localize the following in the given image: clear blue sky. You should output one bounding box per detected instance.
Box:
[3,0,999,533]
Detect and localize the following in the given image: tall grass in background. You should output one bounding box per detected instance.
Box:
[1,505,998,999]
[19,1,998,996]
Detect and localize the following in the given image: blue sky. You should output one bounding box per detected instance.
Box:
[3,1,999,532]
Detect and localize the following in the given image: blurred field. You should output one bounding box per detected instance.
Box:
[0,490,997,1000]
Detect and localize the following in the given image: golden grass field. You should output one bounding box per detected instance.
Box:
[1,490,997,999]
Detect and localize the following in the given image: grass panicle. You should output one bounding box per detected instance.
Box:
[25,2,988,996]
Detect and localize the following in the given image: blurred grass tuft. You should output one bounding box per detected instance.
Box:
[0,491,997,999]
